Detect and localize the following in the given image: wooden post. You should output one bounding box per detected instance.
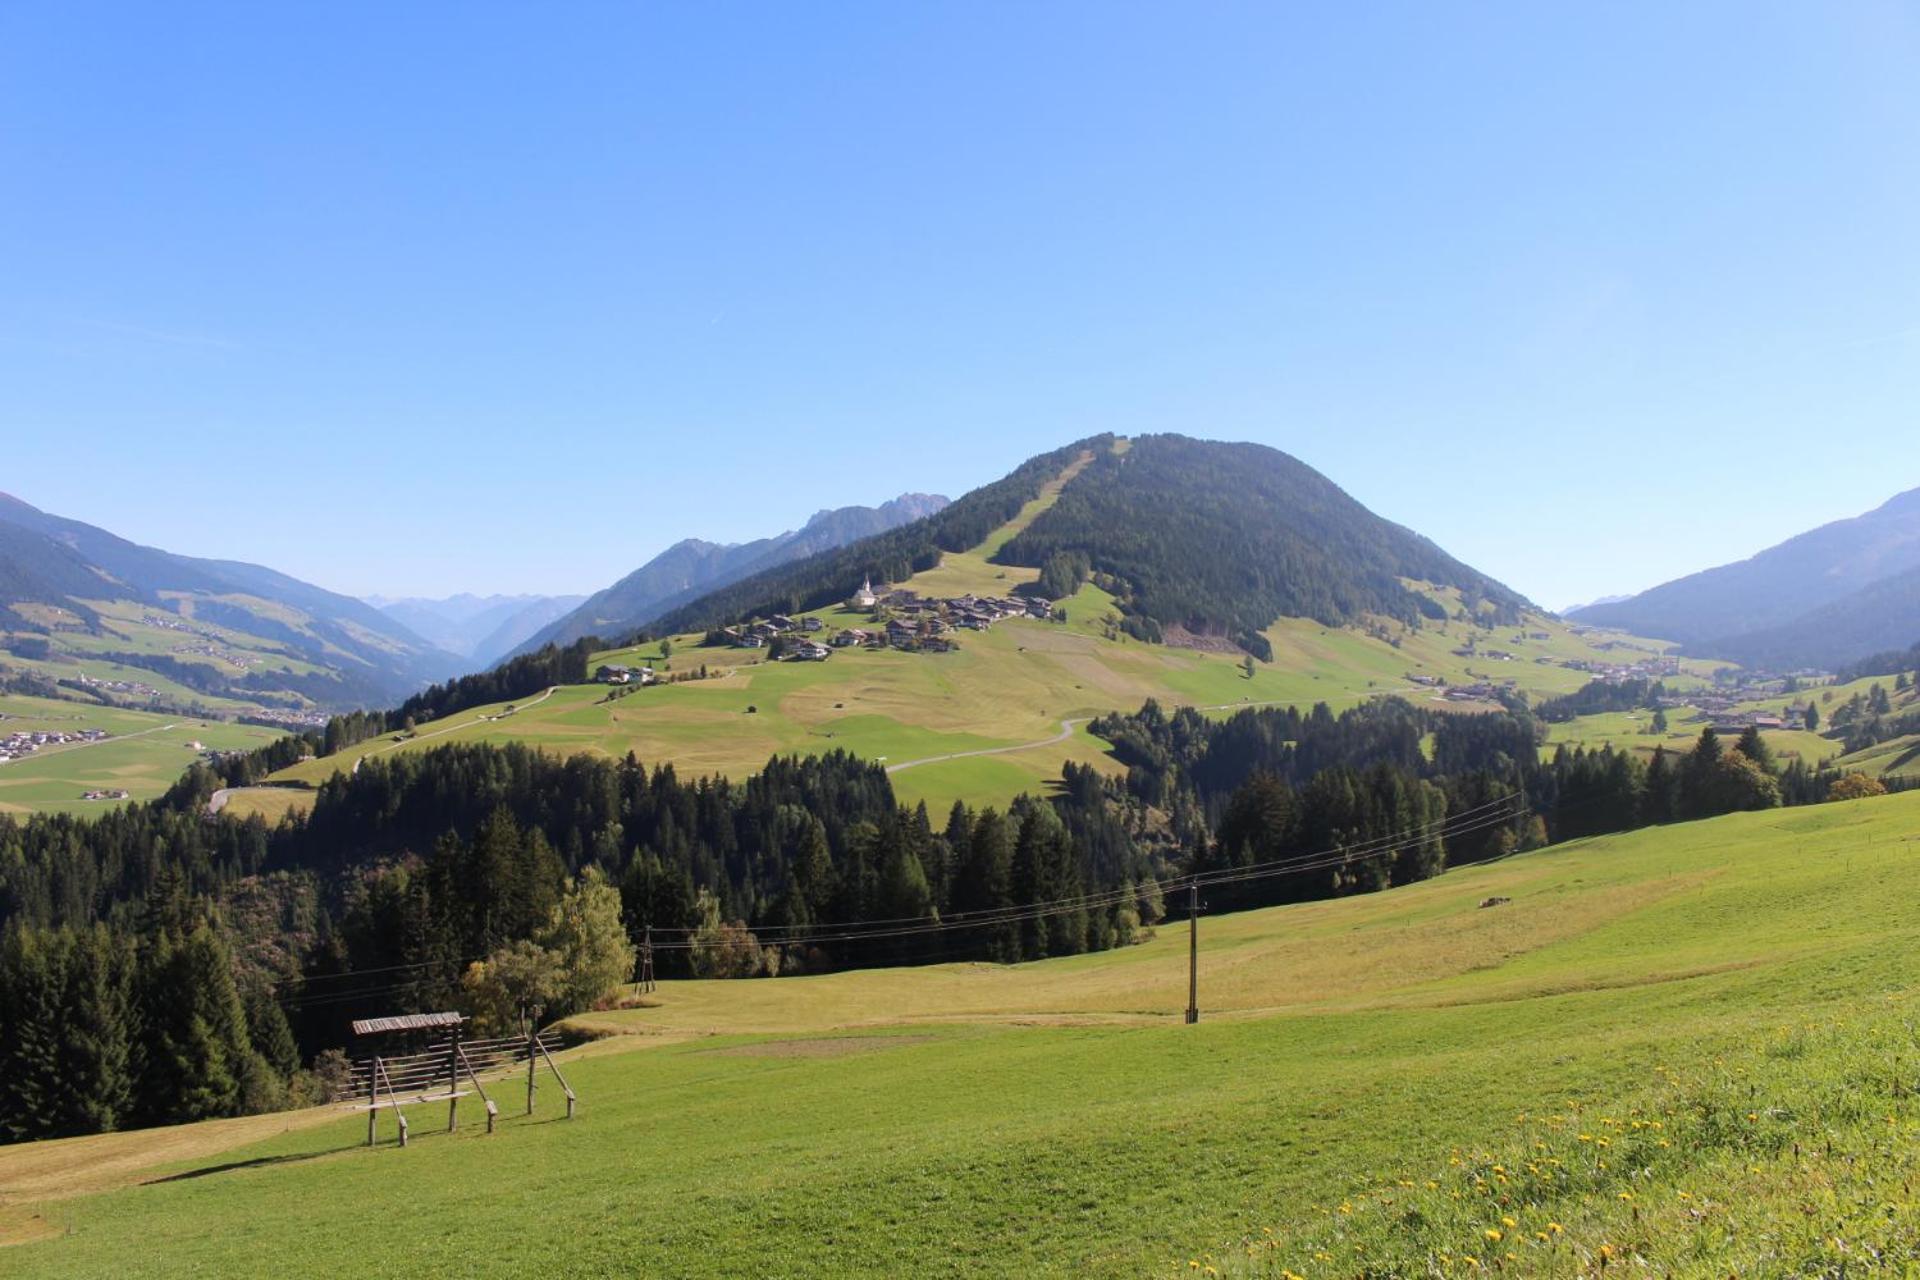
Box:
[456,1044,498,1135]
[366,1055,378,1147]
[1184,882,1199,1025]
[526,1016,537,1116]
[446,1023,460,1134]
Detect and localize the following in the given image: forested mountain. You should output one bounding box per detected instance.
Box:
[656,434,1526,659]
[0,493,463,706]
[369,592,586,664]
[1704,564,1920,670]
[516,493,949,655]
[1570,486,1920,666]
[996,435,1527,654]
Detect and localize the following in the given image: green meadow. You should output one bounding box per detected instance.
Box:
[0,694,283,816]
[3,792,1915,1276]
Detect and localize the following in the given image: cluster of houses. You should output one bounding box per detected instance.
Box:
[171,641,259,669]
[81,788,131,801]
[0,725,110,763]
[139,612,207,634]
[596,664,660,686]
[1563,656,1685,682]
[71,671,160,698]
[245,707,331,730]
[1694,707,1808,735]
[709,579,1056,661]
[717,613,829,655]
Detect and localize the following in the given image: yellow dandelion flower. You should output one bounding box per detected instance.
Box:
[1484,1228,1503,1243]
[1501,1216,1517,1229]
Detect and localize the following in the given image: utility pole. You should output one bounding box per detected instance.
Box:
[639,925,656,994]
[1185,881,1199,1024]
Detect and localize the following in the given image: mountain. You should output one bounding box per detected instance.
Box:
[516,493,949,653]
[1703,563,1920,671]
[654,434,1527,656]
[0,493,463,709]
[369,593,586,665]
[1570,486,1920,667]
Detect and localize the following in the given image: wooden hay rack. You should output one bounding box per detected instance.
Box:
[341,1012,577,1147]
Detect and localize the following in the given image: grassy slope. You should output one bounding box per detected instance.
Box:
[4,793,1916,1276]
[0,694,283,816]
[0,596,362,726]
[268,451,1712,812]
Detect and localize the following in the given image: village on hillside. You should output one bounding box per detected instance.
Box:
[704,578,1057,663]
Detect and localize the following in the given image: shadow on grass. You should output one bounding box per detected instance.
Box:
[142,1144,361,1185]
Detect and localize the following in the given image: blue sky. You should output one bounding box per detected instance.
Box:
[3,3,1917,608]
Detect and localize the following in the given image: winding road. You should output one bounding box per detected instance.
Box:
[884,717,1091,775]
[351,684,562,774]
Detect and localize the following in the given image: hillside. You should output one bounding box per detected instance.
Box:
[517,493,950,655]
[3,793,1914,1275]
[267,441,1704,814]
[1571,485,1920,666]
[0,494,463,710]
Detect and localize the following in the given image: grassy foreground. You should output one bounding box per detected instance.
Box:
[3,794,1917,1277]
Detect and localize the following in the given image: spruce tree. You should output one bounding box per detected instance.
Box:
[58,926,136,1135]
[0,929,66,1142]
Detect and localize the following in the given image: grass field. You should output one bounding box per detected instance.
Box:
[0,694,284,816]
[4,792,1916,1276]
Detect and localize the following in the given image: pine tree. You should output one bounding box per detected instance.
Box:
[1734,725,1776,774]
[956,809,1016,962]
[0,929,66,1142]
[136,927,257,1124]
[58,927,137,1135]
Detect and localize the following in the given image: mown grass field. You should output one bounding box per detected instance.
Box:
[4,792,1916,1277]
[0,694,283,816]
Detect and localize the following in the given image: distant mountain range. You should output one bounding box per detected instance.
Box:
[514,493,950,654]
[1569,487,1920,669]
[0,493,463,707]
[367,593,586,666]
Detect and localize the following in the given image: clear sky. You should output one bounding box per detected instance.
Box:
[3,3,1917,609]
